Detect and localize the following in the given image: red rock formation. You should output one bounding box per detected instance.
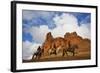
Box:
[41,32,53,55]
[53,37,66,48]
[42,32,91,56]
[64,32,83,45]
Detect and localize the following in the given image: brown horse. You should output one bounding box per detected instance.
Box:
[48,37,67,56]
[48,44,57,55]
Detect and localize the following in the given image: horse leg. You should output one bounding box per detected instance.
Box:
[65,50,68,56]
[62,52,64,56]
[50,52,51,55]
[49,49,51,55]
[62,49,65,56]
[73,49,75,56]
[54,50,57,55]
[50,51,53,55]
[37,54,41,59]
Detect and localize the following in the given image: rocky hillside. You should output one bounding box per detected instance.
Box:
[42,32,91,56]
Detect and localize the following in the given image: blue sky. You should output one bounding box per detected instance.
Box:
[22,10,91,43]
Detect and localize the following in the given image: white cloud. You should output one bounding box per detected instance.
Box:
[22,40,41,60]
[27,13,90,44]
[23,10,55,20]
[52,13,90,38]
[29,25,50,43]
[52,13,79,37]
[77,23,90,39]
[53,13,78,27]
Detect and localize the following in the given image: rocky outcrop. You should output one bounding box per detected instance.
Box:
[64,32,83,45]
[42,32,91,56]
[41,32,53,55]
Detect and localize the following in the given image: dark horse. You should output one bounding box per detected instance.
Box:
[32,46,44,59]
[63,41,78,56]
[66,45,78,56]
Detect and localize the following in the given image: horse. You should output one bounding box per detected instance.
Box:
[48,37,66,56]
[48,44,57,55]
[66,44,78,56]
[32,46,43,59]
[62,41,78,56]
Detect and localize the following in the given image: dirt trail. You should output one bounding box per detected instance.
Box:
[23,51,90,63]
